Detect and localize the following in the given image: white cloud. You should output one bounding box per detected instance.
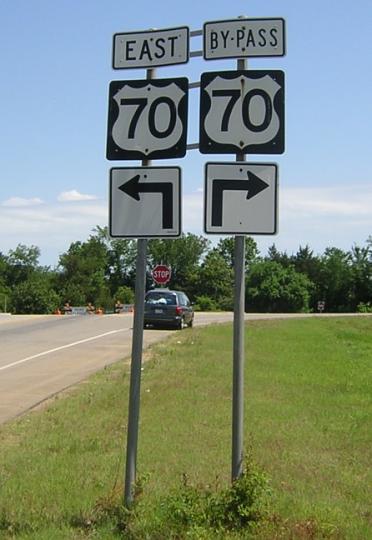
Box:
[0,184,370,265]
[183,191,203,233]
[2,197,44,207]
[256,183,372,256]
[281,185,372,219]
[57,190,98,202]
[0,200,107,264]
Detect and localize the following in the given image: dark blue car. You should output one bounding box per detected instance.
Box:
[144,289,194,329]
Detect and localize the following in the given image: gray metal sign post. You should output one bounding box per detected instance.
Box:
[123,68,154,508]
[109,27,189,507]
[124,234,148,506]
[231,56,246,482]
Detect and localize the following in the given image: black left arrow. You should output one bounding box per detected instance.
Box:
[119,174,173,229]
[211,171,269,227]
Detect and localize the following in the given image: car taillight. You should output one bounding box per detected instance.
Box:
[175,306,182,315]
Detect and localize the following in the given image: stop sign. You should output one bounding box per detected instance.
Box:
[151,264,171,285]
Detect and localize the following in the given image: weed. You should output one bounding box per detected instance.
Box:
[207,460,271,531]
[69,488,132,536]
[143,455,271,537]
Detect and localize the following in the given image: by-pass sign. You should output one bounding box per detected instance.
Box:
[204,18,285,60]
[113,26,189,69]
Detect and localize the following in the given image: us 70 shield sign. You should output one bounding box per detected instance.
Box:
[106,77,188,160]
[199,70,284,154]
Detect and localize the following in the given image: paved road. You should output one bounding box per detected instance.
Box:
[0,312,237,424]
[0,311,368,424]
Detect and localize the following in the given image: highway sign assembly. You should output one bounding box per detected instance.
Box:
[204,162,278,234]
[106,77,188,160]
[107,16,288,506]
[199,70,284,154]
[203,18,285,60]
[113,26,189,69]
[109,167,181,238]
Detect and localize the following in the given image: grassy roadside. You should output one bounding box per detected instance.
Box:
[0,316,371,538]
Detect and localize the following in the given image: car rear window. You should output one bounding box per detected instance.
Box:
[145,292,177,305]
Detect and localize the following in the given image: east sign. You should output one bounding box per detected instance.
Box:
[113,26,189,69]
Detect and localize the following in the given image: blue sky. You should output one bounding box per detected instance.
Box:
[0,0,371,266]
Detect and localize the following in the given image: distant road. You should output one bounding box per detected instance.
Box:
[0,312,369,424]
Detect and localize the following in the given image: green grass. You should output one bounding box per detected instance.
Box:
[0,316,371,538]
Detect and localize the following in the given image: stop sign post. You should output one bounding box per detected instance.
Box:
[152,264,171,285]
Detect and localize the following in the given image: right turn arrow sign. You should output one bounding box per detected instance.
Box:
[212,171,269,227]
[204,162,278,235]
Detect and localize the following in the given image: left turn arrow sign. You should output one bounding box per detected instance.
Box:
[119,174,173,229]
[110,167,181,238]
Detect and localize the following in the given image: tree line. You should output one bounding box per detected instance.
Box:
[0,226,371,314]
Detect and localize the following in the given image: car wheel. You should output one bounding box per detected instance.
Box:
[188,318,193,328]
[177,317,184,330]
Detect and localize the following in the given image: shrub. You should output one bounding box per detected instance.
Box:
[93,457,271,538]
[218,295,234,311]
[151,458,271,537]
[207,462,271,531]
[194,295,217,311]
[357,302,372,313]
[11,275,60,314]
[115,285,135,304]
[246,261,313,312]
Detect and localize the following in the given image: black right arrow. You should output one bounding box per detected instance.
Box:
[211,171,269,227]
[119,174,173,229]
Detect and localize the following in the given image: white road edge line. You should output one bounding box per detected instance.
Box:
[0,329,127,373]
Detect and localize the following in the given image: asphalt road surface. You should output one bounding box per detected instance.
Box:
[0,312,237,424]
[0,311,367,425]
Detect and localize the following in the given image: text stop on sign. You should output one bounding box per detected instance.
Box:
[152,265,171,284]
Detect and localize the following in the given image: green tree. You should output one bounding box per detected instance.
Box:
[215,236,259,269]
[115,285,135,304]
[265,244,291,267]
[57,235,111,307]
[5,244,41,287]
[349,241,372,309]
[318,247,353,311]
[291,245,322,310]
[197,250,234,309]
[11,272,60,314]
[92,226,137,292]
[246,260,313,312]
[148,234,210,296]
[0,253,11,312]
